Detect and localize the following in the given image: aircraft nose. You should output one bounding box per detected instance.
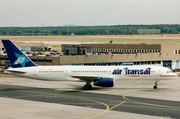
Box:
[160,73,178,78]
[170,73,178,78]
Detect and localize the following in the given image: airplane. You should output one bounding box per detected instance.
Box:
[1,39,178,90]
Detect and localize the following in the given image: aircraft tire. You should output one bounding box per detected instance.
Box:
[83,85,92,90]
[153,86,158,89]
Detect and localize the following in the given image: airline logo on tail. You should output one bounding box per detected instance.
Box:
[2,40,37,68]
[14,52,31,67]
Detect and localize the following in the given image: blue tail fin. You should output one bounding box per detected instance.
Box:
[2,40,37,68]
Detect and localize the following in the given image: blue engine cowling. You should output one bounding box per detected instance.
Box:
[94,78,114,87]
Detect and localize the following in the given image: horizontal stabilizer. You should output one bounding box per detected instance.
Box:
[6,69,26,74]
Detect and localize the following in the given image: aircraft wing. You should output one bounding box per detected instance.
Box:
[72,76,99,80]
[71,75,112,81]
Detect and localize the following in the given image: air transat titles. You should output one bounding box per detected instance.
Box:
[112,67,151,75]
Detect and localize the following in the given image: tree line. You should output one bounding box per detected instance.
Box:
[0,24,180,36]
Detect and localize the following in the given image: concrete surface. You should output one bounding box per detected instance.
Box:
[0,73,179,119]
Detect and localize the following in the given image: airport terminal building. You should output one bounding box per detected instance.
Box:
[1,42,180,70]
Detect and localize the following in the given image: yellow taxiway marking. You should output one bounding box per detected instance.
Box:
[14,90,109,119]
[109,101,126,110]
[8,89,180,119]
[84,101,126,119]
[13,90,130,119]
[123,94,180,119]
[123,94,180,110]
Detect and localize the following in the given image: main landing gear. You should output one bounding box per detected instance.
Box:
[153,81,158,89]
[82,80,92,90]
[83,84,92,90]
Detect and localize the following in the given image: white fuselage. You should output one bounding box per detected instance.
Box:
[6,65,177,82]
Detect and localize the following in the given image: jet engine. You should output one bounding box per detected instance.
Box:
[94,78,114,87]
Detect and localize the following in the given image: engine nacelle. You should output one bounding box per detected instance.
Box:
[94,78,114,87]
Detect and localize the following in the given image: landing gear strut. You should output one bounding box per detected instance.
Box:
[82,80,92,90]
[153,81,158,89]
[83,85,92,90]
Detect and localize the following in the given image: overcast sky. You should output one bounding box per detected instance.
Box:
[0,0,180,27]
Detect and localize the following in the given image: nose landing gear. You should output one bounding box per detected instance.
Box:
[153,81,158,89]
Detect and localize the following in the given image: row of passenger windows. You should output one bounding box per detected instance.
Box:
[92,49,160,53]
[39,71,64,73]
[38,70,157,73]
[39,70,110,73]
[39,70,156,74]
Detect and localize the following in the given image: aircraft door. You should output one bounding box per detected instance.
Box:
[64,70,70,76]
[33,69,37,76]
